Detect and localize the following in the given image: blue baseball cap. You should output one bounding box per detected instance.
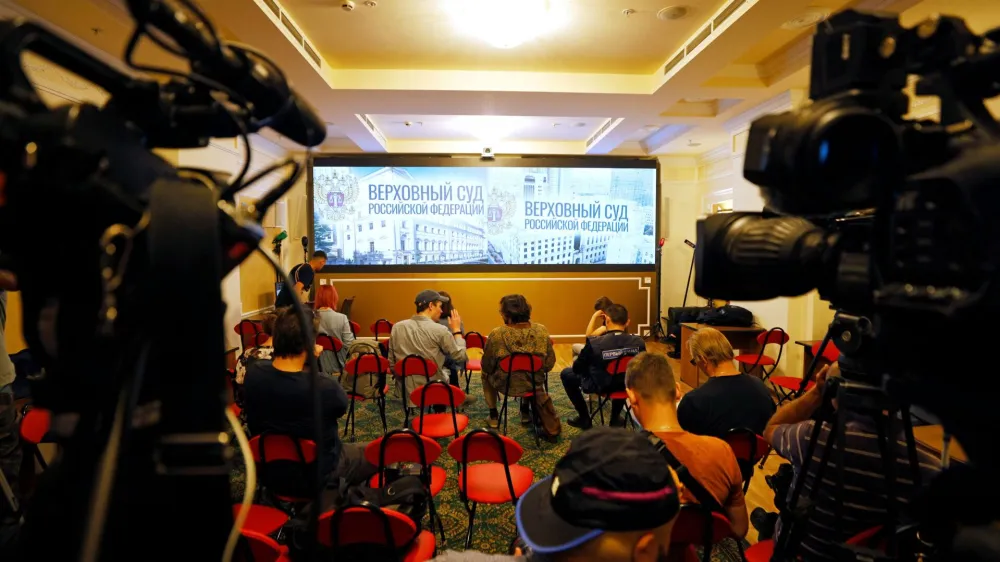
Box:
[515,427,680,554]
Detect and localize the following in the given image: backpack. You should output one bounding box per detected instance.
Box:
[695,305,754,328]
[288,475,428,561]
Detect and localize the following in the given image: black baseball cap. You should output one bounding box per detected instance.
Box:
[415,289,449,306]
[516,427,681,555]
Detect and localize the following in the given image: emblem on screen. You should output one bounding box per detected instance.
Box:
[486,187,515,237]
[315,169,359,222]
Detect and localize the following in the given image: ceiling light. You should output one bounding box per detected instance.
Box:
[452,116,524,142]
[446,0,568,49]
[687,139,702,147]
[781,8,831,30]
[657,6,689,21]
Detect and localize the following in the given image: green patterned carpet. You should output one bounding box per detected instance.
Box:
[231,369,746,560]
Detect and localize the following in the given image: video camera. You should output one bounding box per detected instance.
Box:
[695,8,1000,472]
[0,0,327,560]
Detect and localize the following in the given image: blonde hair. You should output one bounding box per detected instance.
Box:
[687,327,735,366]
[625,352,677,403]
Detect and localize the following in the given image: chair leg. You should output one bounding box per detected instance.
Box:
[499,393,510,435]
[530,397,541,448]
[428,495,446,543]
[464,369,472,394]
[464,502,478,550]
[377,397,387,434]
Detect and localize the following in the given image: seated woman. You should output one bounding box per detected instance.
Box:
[235,312,277,385]
[314,284,354,372]
[480,294,560,439]
[243,307,373,483]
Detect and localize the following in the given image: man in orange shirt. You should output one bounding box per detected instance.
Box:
[625,351,749,538]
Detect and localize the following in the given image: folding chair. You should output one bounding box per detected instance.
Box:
[394,355,438,426]
[462,332,487,393]
[723,427,770,493]
[410,381,469,439]
[318,504,436,562]
[496,353,546,446]
[342,353,390,441]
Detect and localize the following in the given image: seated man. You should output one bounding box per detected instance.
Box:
[561,304,644,429]
[572,296,614,360]
[678,327,775,438]
[625,352,749,540]
[389,289,467,405]
[760,361,940,561]
[243,308,373,485]
[430,427,683,562]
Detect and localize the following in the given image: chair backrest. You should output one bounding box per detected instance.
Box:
[318,504,419,549]
[498,353,544,374]
[254,332,270,347]
[20,407,51,445]
[605,354,635,376]
[235,319,261,336]
[846,525,885,547]
[339,296,355,319]
[371,318,394,338]
[249,434,318,501]
[757,327,790,347]
[409,380,465,410]
[237,529,286,562]
[723,428,770,464]
[394,355,438,378]
[464,331,487,350]
[345,354,389,377]
[365,429,443,487]
[316,334,344,352]
[670,504,735,547]
[447,428,523,465]
[348,320,361,337]
[812,340,841,363]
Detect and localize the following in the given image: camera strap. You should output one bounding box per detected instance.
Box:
[641,430,726,514]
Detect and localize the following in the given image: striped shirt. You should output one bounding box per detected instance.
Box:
[769,415,940,561]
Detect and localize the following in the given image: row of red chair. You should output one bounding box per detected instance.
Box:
[733,329,840,406]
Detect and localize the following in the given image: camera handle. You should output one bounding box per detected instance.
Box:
[771,379,922,561]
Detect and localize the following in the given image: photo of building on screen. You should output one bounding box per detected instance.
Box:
[314,166,488,265]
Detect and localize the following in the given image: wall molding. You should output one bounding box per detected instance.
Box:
[327,276,653,337]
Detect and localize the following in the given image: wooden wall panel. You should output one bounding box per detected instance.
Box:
[319,271,655,340]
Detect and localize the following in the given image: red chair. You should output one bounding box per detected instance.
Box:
[743,525,882,561]
[447,428,534,550]
[462,332,487,393]
[236,529,291,561]
[318,504,436,562]
[249,435,317,506]
[410,381,470,439]
[254,332,271,347]
[365,429,447,542]
[232,504,289,537]
[317,334,345,373]
[496,353,546,445]
[768,340,840,405]
[735,327,789,378]
[591,354,635,428]
[394,355,439,426]
[723,428,770,493]
[669,504,741,562]
[742,538,775,562]
[235,319,263,353]
[342,353,390,441]
[348,320,361,338]
[372,318,394,357]
[20,406,51,470]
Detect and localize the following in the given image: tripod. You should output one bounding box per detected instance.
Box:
[772,377,924,561]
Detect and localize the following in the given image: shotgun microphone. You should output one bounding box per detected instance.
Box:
[684,239,696,248]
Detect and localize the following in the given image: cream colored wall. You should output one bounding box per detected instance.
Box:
[657,155,705,320]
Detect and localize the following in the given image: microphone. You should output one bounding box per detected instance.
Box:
[301,236,309,250]
[684,239,696,249]
[272,230,288,244]
[658,238,666,248]
[128,0,327,147]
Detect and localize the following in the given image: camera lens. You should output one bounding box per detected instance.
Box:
[744,101,901,215]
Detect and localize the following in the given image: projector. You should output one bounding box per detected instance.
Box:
[481,147,495,159]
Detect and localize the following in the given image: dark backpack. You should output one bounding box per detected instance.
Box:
[695,305,754,327]
[288,475,428,562]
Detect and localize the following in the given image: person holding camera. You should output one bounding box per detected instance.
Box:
[758,362,940,560]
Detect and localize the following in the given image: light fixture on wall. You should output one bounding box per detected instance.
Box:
[446,0,568,49]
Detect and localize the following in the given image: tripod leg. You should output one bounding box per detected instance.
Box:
[0,466,19,517]
[874,411,899,557]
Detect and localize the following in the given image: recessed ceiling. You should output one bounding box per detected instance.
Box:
[370,115,605,141]
[735,0,857,64]
[280,0,726,74]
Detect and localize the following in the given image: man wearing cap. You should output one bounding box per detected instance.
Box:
[389,290,468,404]
[430,427,683,561]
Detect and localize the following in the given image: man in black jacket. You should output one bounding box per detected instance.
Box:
[560,304,645,429]
[244,308,374,485]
